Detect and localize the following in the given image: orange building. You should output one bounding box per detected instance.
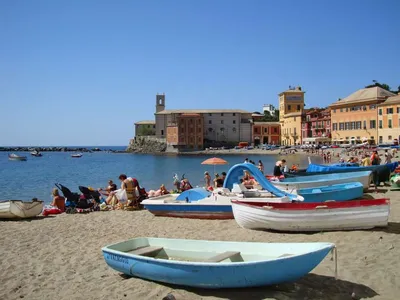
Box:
[252,122,280,146]
[279,86,305,145]
[378,93,400,144]
[166,113,204,150]
[330,87,395,145]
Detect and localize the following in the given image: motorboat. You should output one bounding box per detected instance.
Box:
[71,153,83,158]
[8,153,27,161]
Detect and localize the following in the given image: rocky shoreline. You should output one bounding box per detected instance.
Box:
[0,146,126,153]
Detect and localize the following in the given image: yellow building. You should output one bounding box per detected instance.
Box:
[279,86,305,145]
[378,93,400,144]
[330,87,395,145]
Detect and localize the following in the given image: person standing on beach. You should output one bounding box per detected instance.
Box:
[204,172,211,188]
[258,160,264,174]
[273,159,286,176]
[384,149,393,164]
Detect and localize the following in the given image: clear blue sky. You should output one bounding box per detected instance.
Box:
[1,0,399,146]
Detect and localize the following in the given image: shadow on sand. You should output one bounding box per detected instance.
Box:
[153,273,378,300]
[0,215,56,222]
[373,221,400,234]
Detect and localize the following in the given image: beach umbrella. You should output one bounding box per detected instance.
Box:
[201,157,228,174]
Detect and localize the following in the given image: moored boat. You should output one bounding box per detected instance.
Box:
[102,237,335,288]
[271,171,372,191]
[231,198,390,232]
[297,182,364,202]
[8,153,27,161]
[0,199,44,219]
[30,150,42,157]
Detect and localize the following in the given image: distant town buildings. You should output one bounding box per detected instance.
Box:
[133,85,400,150]
[279,86,305,146]
[252,122,280,146]
[134,120,156,136]
[330,87,395,145]
[301,108,331,145]
[262,104,276,114]
[377,93,400,144]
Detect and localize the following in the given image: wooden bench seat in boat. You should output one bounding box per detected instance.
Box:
[205,251,241,262]
[129,246,164,257]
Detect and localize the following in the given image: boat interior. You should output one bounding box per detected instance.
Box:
[143,184,290,205]
[104,238,333,263]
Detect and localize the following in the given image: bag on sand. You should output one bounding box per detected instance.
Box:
[114,189,128,202]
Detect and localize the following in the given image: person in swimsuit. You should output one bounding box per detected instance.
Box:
[99,180,117,196]
[51,188,65,212]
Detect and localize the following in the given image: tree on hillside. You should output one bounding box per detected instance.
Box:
[260,110,279,122]
[365,80,399,93]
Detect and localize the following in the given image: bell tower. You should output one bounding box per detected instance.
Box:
[156,93,165,113]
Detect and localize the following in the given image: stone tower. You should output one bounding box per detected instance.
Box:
[156,93,165,113]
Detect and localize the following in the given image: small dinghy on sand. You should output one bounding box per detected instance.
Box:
[0,199,44,219]
[102,237,336,288]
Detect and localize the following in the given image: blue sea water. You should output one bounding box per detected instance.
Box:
[0,148,321,204]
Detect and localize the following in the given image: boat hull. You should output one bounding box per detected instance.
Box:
[8,156,27,161]
[298,182,364,202]
[102,237,334,288]
[273,171,372,191]
[143,203,233,219]
[232,199,390,232]
[0,200,44,219]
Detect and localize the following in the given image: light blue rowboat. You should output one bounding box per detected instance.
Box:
[102,237,335,288]
[297,182,364,203]
[272,170,372,191]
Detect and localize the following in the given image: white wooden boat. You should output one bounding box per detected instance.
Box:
[102,237,335,288]
[0,199,44,219]
[271,171,372,191]
[231,198,390,232]
[8,153,27,161]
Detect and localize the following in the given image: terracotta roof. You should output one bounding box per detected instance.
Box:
[378,94,400,106]
[134,120,155,125]
[330,87,395,107]
[156,109,251,115]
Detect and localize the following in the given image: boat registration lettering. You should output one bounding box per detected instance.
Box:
[107,254,129,264]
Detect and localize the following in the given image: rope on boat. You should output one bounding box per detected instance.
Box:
[331,245,338,279]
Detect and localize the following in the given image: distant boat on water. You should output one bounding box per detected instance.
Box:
[30,150,42,157]
[8,153,27,161]
[71,153,83,158]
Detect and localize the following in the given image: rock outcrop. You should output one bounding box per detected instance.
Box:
[126,137,167,153]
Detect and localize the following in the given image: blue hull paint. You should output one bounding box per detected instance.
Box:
[102,246,333,288]
[298,182,364,202]
[307,162,399,173]
[143,203,233,219]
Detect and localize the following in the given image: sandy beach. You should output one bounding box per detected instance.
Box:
[1,185,399,300]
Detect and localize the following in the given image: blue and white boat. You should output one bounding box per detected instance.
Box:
[297,182,364,202]
[306,162,399,173]
[142,187,300,220]
[102,237,335,288]
[272,171,372,191]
